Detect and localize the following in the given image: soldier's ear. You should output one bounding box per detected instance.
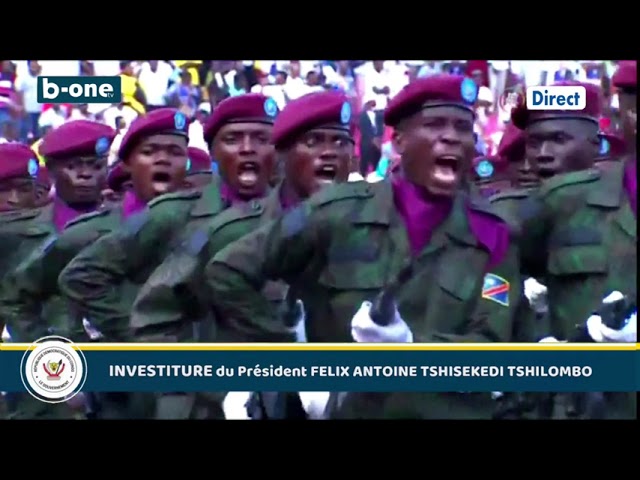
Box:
[392,128,405,156]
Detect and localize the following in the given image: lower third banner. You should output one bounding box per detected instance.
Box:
[0,338,637,403]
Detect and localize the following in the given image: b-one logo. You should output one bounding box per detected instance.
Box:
[20,335,88,403]
[37,76,122,104]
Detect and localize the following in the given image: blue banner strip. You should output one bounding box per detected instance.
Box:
[2,344,638,393]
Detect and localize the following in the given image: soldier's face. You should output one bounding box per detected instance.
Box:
[507,156,541,190]
[618,91,636,150]
[182,172,213,190]
[0,176,36,211]
[393,106,475,197]
[213,122,274,200]
[525,119,598,179]
[50,155,108,205]
[284,126,353,198]
[126,134,188,203]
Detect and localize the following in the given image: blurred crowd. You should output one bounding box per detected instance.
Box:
[0,60,625,179]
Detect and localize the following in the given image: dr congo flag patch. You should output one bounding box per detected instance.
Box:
[482,273,510,306]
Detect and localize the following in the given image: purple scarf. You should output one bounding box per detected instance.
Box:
[392,177,509,269]
[53,197,96,232]
[122,190,148,219]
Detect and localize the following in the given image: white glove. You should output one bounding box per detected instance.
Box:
[1,325,11,342]
[290,300,307,343]
[222,392,252,420]
[83,318,103,340]
[587,312,636,343]
[524,278,548,313]
[298,392,330,419]
[538,336,567,343]
[351,301,413,343]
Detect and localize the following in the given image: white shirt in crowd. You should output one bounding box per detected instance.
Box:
[357,62,397,111]
[138,61,174,107]
[251,84,287,110]
[38,108,66,130]
[102,105,138,130]
[14,72,40,114]
[283,76,309,101]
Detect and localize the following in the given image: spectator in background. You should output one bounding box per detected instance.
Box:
[165,70,201,118]
[283,61,308,101]
[0,78,18,141]
[228,72,249,97]
[358,93,383,176]
[325,61,356,98]
[188,102,211,152]
[38,104,67,131]
[102,102,138,130]
[15,60,42,142]
[138,60,174,111]
[68,104,95,121]
[173,61,203,87]
[119,61,147,114]
[305,70,325,93]
[79,60,95,76]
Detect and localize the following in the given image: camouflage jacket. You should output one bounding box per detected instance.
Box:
[206,180,525,344]
[489,188,533,235]
[131,182,293,343]
[0,204,128,342]
[521,162,636,340]
[57,181,228,342]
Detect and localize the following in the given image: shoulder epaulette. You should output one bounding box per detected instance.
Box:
[489,189,531,203]
[539,169,600,198]
[0,207,40,224]
[64,208,112,230]
[148,189,202,209]
[310,181,374,207]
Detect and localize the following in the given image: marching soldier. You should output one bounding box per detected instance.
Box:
[518,74,636,419]
[131,91,354,419]
[0,108,191,346]
[205,75,529,419]
[0,120,113,419]
[0,143,39,214]
[470,155,510,198]
[58,94,277,346]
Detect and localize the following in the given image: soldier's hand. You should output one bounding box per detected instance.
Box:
[351,301,413,343]
[524,277,548,314]
[298,392,330,419]
[222,392,252,420]
[587,311,636,343]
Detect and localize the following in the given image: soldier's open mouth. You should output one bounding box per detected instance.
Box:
[433,156,460,185]
[538,168,555,179]
[152,172,172,183]
[238,161,259,187]
[315,164,337,183]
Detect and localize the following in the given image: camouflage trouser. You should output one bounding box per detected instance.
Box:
[5,394,80,420]
[544,392,636,420]
[328,392,497,419]
[154,393,226,419]
[93,392,157,419]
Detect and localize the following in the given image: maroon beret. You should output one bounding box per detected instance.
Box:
[118,108,190,161]
[0,143,40,180]
[187,146,211,174]
[107,162,131,191]
[40,120,117,162]
[497,123,526,162]
[204,94,278,145]
[511,81,602,130]
[272,90,352,149]
[612,61,637,91]
[384,75,478,127]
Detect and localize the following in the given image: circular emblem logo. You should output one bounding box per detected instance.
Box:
[340,102,352,124]
[498,89,526,114]
[27,158,39,177]
[174,112,187,130]
[460,78,478,104]
[599,138,610,156]
[264,97,278,117]
[476,159,494,178]
[20,336,87,404]
[186,158,192,172]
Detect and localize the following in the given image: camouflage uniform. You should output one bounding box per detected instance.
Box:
[132,182,294,344]
[521,163,636,419]
[206,180,528,418]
